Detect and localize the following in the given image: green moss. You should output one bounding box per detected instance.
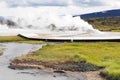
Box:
[0,50,3,56]
[0,36,43,44]
[84,16,120,32]
[111,30,120,32]
[19,42,120,80]
[101,64,120,80]
[0,36,27,42]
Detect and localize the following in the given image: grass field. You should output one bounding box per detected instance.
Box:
[0,50,3,55]
[0,36,43,44]
[84,16,120,32]
[0,36,26,42]
[19,42,120,80]
[0,35,120,80]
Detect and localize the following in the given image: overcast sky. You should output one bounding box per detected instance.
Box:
[0,0,119,16]
[0,0,120,8]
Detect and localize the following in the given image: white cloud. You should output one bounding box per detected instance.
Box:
[99,0,120,7]
[0,0,119,35]
[0,1,7,8]
[0,0,119,15]
[0,0,69,6]
[0,0,119,8]
[84,0,90,3]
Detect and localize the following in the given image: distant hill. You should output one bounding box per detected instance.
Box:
[83,16,120,31]
[79,9,120,19]
[73,9,120,31]
[0,16,4,22]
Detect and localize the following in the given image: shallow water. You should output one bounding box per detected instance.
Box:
[0,43,86,80]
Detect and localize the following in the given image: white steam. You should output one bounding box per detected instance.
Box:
[0,2,100,35]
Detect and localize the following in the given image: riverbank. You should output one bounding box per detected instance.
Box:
[9,42,120,80]
[10,60,105,80]
[0,36,119,80]
[10,53,105,80]
[10,55,100,71]
[0,36,43,44]
[0,50,3,55]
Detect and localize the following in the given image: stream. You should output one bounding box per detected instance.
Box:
[0,43,86,80]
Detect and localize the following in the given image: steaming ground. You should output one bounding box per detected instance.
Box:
[0,0,120,36]
[0,6,101,36]
[0,5,118,37]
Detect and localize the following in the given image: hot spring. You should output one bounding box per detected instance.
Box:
[0,6,101,36]
[0,5,120,41]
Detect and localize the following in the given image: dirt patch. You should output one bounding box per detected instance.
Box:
[9,55,106,80]
[82,71,106,80]
[9,59,106,80]
[9,58,101,72]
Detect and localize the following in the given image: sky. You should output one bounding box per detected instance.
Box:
[0,0,119,16]
[0,0,119,34]
[0,0,120,8]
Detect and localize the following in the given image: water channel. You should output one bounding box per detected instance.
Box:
[0,43,86,80]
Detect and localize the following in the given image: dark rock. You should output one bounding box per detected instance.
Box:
[54,70,66,73]
[8,65,16,70]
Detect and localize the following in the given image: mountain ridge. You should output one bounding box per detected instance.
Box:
[80,9,120,19]
[78,9,120,19]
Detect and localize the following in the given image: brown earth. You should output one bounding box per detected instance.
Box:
[9,57,106,80]
[9,58,101,71]
[82,71,106,80]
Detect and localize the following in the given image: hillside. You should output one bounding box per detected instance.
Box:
[84,16,120,31]
[0,9,120,32]
[80,9,120,19]
[76,9,120,31]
